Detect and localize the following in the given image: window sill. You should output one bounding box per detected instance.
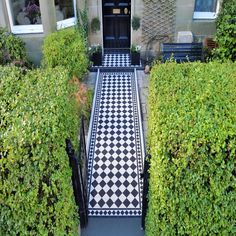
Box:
[193,12,217,20]
[57,17,77,30]
[11,25,43,34]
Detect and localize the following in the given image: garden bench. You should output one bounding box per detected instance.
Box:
[161,43,203,62]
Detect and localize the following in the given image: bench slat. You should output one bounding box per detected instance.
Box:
[161,43,203,62]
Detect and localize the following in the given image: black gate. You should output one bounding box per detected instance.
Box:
[66,118,88,228]
[141,154,151,229]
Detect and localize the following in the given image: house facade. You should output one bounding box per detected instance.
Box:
[0,0,221,64]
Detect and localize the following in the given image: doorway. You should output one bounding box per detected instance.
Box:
[102,0,131,48]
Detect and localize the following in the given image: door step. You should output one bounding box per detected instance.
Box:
[104,48,130,54]
[90,52,144,71]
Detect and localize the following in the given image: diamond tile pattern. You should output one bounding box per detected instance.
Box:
[103,54,131,67]
[93,53,141,68]
[88,72,144,216]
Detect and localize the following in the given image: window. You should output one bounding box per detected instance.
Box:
[193,0,220,20]
[5,0,43,34]
[5,0,77,34]
[55,0,77,30]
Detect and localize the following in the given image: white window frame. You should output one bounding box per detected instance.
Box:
[5,0,43,34]
[56,0,77,30]
[5,0,77,34]
[193,0,220,20]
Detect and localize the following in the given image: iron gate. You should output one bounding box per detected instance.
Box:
[141,154,151,229]
[66,118,88,228]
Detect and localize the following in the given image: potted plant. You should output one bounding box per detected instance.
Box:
[24,1,41,24]
[132,16,140,31]
[130,44,141,65]
[91,17,100,33]
[89,44,102,66]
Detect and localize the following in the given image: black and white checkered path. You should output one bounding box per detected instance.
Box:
[93,53,141,68]
[87,71,144,216]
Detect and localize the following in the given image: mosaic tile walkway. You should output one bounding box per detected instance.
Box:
[93,53,141,68]
[87,54,144,217]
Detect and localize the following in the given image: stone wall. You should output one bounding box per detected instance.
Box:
[0,0,8,28]
[131,0,143,46]
[175,0,217,42]
[87,0,103,45]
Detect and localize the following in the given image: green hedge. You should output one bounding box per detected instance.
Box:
[0,28,28,65]
[215,0,236,61]
[0,66,80,235]
[42,27,89,78]
[146,62,236,235]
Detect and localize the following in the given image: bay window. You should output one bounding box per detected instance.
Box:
[193,0,220,19]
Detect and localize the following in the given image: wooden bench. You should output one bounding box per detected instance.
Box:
[161,43,203,62]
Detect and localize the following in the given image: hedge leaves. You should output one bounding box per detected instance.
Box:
[215,0,236,61]
[0,66,79,235]
[146,62,236,235]
[42,28,89,78]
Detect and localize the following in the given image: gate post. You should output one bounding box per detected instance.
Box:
[141,154,151,229]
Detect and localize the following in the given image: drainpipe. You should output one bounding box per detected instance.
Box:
[39,0,57,35]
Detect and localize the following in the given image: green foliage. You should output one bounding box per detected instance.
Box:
[88,44,102,56]
[0,28,28,66]
[132,16,141,31]
[91,17,100,33]
[146,62,236,235]
[42,28,89,78]
[0,66,80,235]
[215,0,236,61]
[130,44,141,53]
[77,1,89,41]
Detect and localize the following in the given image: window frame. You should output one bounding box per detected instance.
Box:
[5,0,77,34]
[5,0,43,34]
[56,0,77,30]
[193,0,220,20]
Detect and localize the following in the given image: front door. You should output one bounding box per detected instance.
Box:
[102,0,131,48]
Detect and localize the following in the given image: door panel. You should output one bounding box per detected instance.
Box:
[103,0,131,48]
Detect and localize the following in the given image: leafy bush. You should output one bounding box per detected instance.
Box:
[0,28,28,65]
[0,66,80,235]
[146,62,236,235]
[215,0,236,61]
[42,28,89,78]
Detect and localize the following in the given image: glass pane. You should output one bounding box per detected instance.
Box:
[10,0,42,25]
[55,0,75,21]
[194,0,217,12]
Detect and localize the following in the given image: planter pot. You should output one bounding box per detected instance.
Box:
[144,64,150,74]
[131,52,140,65]
[91,52,102,66]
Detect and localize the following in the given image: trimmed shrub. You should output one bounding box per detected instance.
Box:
[215,0,236,61]
[146,62,236,235]
[42,28,89,78]
[0,28,28,65]
[0,66,80,235]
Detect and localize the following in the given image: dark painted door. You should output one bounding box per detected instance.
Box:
[103,0,131,48]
